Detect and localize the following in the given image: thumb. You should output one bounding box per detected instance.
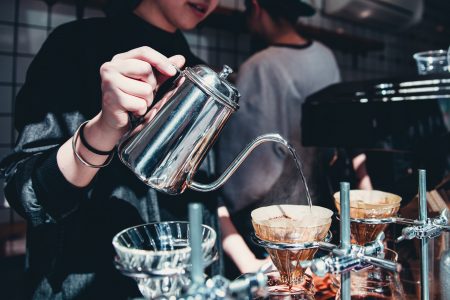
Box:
[168,55,186,70]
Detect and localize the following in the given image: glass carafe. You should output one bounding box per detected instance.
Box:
[335,249,405,299]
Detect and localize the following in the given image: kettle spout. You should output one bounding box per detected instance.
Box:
[188,133,290,193]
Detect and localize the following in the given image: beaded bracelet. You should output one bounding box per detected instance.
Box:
[72,121,114,168]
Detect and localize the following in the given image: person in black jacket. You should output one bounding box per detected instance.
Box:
[0,0,219,299]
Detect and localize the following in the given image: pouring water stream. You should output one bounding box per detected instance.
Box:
[286,144,313,213]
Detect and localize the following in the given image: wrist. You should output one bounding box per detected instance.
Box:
[84,114,127,151]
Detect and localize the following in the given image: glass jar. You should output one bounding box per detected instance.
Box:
[413,49,449,75]
[334,249,405,299]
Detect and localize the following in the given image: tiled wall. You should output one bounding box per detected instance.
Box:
[0,0,448,223]
[0,0,105,223]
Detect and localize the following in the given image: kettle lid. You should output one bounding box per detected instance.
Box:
[186,65,240,110]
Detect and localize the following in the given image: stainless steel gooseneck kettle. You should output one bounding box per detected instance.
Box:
[118,65,288,195]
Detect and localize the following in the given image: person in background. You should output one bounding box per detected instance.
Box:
[217,0,341,276]
[0,0,221,298]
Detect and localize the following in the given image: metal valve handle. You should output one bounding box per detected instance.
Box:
[396,209,450,242]
[360,255,401,273]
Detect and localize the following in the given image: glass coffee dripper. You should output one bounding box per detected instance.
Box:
[334,190,402,245]
[112,221,217,299]
[251,205,333,298]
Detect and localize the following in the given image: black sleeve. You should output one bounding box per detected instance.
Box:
[0,23,93,226]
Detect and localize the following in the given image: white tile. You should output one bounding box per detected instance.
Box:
[183,31,198,47]
[205,50,218,67]
[199,28,217,47]
[0,86,13,114]
[0,116,12,144]
[218,51,235,69]
[312,0,322,10]
[15,56,33,84]
[0,0,15,22]
[0,25,14,52]
[237,34,250,51]
[190,46,201,57]
[0,55,13,82]
[51,3,76,28]
[18,27,47,54]
[83,7,105,19]
[197,34,209,48]
[219,0,236,9]
[19,0,48,26]
[236,0,246,11]
[197,48,210,63]
[219,31,235,50]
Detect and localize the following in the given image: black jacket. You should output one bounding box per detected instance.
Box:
[0,13,220,299]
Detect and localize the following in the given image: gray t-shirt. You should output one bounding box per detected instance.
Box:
[217,41,340,213]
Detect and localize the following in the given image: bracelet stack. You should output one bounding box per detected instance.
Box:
[72,121,115,168]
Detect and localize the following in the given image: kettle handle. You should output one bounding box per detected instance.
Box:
[127,66,183,129]
[187,133,289,192]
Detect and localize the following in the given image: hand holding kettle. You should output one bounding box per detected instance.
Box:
[98,46,185,142]
[56,46,185,188]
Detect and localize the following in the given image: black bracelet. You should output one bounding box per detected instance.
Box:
[79,121,115,156]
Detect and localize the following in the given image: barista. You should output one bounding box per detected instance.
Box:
[217,0,341,275]
[0,1,221,298]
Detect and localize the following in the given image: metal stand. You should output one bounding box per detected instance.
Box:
[302,182,401,300]
[334,170,450,299]
[172,203,267,300]
[393,170,450,300]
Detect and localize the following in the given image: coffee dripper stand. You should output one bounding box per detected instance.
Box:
[344,169,449,300]
[309,169,449,300]
[145,203,268,300]
[249,182,400,300]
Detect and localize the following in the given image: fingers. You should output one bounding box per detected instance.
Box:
[114,73,156,106]
[112,46,177,76]
[113,59,156,84]
[114,90,148,116]
[99,46,186,131]
[168,55,186,70]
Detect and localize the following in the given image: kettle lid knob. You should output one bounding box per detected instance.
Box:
[219,65,233,79]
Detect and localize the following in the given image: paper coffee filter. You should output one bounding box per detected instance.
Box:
[334,190,401,209]
[252,204,332,228]
[251,205,332,287]
[333,190,402,245]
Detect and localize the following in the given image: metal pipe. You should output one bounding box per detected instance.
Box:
[419,169,429,300]
[340,182,351,300]
[189,203,204,286]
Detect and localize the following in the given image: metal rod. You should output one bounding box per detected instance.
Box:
[189,203,204,285]
[340,182,351,300]
[419,169,429,300]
